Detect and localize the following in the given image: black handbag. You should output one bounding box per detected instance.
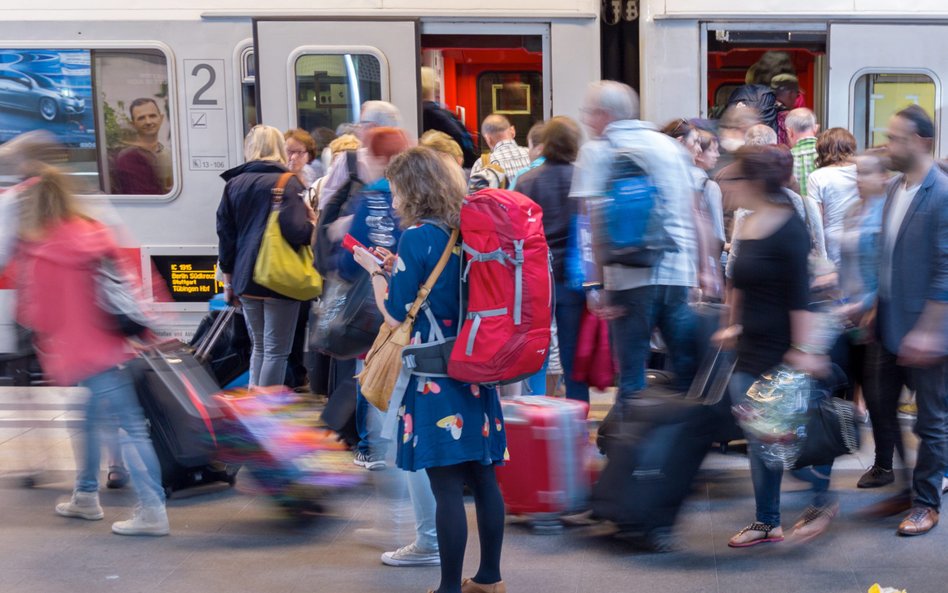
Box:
[309,271,383,360]
[792,396,861,469]
[94,257,151,337]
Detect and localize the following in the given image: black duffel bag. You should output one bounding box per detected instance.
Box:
[792,395,861,469]
[309,271,383,360]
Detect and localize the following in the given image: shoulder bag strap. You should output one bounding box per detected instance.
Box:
[406,228,459,322]
[271,172,295,208]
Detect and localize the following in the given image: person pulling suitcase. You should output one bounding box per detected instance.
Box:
[7,160,169,536]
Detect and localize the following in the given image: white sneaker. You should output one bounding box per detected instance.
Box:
[942,476,948,495]
[381,542,440,567]
[56,491,104,521]
[111,505,170,536]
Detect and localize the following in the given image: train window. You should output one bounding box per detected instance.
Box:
[0,48,175,196]
[476,71,542,148]
[240,47,257,138]
[294,53,382,131]
[853,72,937,150]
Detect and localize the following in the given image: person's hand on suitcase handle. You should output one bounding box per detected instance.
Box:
[712,324,742,350]
[222,272,239,308]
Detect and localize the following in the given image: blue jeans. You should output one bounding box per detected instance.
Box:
[555,282,589,402]
[608,285,697,400]
[355,359,386,458]
[730,371,833,525]
[240,297,300,387]
[77,366,165,508]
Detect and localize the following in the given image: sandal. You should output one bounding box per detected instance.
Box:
[728,522,784,548]
[106,466,129,489]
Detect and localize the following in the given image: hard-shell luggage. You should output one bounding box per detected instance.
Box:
[495,396,590,531]
[132,341,237,496]
[215,388,364,516]
[320,358,358,448]
[591,345,734,538]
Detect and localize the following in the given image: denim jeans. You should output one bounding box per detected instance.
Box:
[77,366,165,509]
[355,359,387,458]
[868,345,948,510]
[608,284,697,400]
[554,282,589,402]
[240,297,301,387]
[730,371,833,525]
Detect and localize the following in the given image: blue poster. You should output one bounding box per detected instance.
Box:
[0,49,95,146]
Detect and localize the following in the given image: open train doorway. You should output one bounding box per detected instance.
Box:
[420,23,549,156]
[702,24,828,126]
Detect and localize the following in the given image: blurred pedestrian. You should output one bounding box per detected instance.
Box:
[468,114,530,190]
[216,125,316,387]
[572,81,698,397]
[13,162,169,536]
[714,144,832,547]
[353,147,507,593]
[786,108,820,197]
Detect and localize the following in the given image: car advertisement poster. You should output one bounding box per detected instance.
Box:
[0,49,95,146]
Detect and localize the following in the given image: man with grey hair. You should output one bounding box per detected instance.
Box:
[786,107,820,196]
[572,80,699,404]
[317,100,402,209]
[468,113,530,189]
[744,123,778,147]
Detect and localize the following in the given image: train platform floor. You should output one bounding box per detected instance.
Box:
[0,386,943,593]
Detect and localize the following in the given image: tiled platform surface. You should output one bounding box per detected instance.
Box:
[0,386,942,593]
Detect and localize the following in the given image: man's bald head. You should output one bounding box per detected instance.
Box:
[482,114,516,149]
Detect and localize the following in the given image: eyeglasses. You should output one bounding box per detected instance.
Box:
[287,149,308,157]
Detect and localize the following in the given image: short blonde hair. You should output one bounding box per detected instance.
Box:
[386,147,465,228]
[419,130,462,161]
[244,125,287,164]
[328,134,361,156]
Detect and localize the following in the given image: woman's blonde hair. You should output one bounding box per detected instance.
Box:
[419,130,463,162]
[244,125,287,164]
[18,163,85,240]
[328,133,361,156]
[386,147,465,228]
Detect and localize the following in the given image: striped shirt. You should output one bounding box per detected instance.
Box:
[470,139,531,186]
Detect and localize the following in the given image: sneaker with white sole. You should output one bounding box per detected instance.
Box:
[56,491,104,521]
[381,542,440,567]
[111,505,170,536]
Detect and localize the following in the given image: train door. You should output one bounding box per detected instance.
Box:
[701,23,827,124]
[827,23,946,155]
[253,19,421,135]
[420,22,550,151]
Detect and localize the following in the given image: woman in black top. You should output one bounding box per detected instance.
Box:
[714,145,830,548]
[513,116,588,402]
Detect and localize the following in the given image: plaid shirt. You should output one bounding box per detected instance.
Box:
[470,139,531,184]
[791,136,818,197]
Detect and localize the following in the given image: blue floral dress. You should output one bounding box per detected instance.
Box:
[385,222,507,471]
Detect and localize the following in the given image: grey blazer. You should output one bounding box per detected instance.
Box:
[876,163,948,354]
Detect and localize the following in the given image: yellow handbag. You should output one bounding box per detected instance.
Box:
[358,228,458,411]
[253,172,323,301]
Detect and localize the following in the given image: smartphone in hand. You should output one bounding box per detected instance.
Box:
[342,234,384,265]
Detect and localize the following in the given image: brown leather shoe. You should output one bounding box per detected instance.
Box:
[898,506,939,536]
[461,578,507,593]
[858,491,912,519]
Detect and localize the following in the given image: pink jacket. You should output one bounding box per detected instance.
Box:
[15,218,135,386]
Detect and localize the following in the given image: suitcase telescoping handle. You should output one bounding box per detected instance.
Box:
[193,306,237,362]
[501,396,588,426]
[684,343,736,405]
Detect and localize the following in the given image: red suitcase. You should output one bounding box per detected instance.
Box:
[495,396,590,532]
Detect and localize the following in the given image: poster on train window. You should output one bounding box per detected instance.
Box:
[0,49,95,146]
[94,51,173,195]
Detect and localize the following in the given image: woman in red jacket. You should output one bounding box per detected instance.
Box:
[13,163,169,536]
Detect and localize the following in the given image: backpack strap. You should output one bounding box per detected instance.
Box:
[406,228,459,323]
[346,150,362,184]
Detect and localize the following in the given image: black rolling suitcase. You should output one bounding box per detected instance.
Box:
[132,341,237,496]
[592,346,734,541]
[189,306,251,388]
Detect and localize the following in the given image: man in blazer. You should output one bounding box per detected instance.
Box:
[871,105,948,536]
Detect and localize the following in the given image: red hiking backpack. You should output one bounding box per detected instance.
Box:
[448,188,552,385]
